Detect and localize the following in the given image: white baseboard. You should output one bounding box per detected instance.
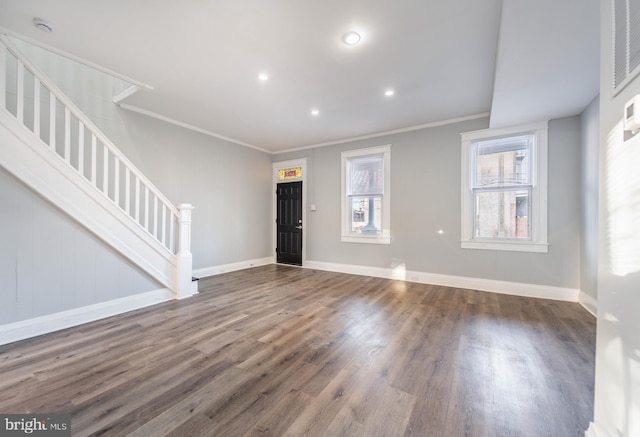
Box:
[0,288,173,346]
[193,256,273,278]
[585,422,610,437]
[578,291,598,317]
[191,278,199,294]
[304,260,580,302]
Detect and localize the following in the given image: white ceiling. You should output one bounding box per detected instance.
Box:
[0,0,599,153]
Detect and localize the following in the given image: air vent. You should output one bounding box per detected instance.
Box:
[32,17,54,33]
[614,0,640,91]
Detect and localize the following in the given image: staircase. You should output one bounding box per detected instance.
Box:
[0,35,194,300]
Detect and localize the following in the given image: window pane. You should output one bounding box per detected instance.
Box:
[475,190,529,239]
[350,196,382,234]
[349,154,384,195]
[475,137,530,187]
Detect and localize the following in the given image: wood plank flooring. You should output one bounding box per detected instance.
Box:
[0,265,596,436]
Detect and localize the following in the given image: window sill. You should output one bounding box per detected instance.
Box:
[341,235,391,245]
[461,240,548,253]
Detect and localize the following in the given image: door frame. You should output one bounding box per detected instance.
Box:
[272,158,307,266]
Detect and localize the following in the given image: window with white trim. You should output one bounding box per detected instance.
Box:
[341,145,391,244]
[461,122,548,253]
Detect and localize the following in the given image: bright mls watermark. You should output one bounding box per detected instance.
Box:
[0,414,70,436]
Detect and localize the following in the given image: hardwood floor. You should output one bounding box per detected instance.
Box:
[0,265,596,436]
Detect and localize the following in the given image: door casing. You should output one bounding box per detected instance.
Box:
[272,158,307,266]
[276,181,303,265]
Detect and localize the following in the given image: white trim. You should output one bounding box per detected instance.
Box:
[341,235,391,245]
[461,240,549,253]
[306,260,393,280]
[304,260,579,302]
[0,39,5,109]
[0,27,153,92]
[460,121,549,253]
[278,112,490,154]
[119,103,269,153]
[113,85,141,104]
[578,291,598,317]
[272,159,308,266]
[0,288,173,346]
[176,204,196,300]
[585,422,611,437]
[192,257,274,278]
[191,278,199,294]
[341,145,391,244]
[461,120,549,141]
[123,107,487,156]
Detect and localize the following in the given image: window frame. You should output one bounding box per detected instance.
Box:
[460,122,548,253]
[341,145,391,244]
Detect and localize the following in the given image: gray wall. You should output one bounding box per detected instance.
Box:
[111,111,273,269]
[592,1,640,435]
[0,167,160,324]
[580,96,599,305]
[274,115,582,290]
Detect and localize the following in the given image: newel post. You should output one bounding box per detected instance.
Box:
[176,203,195,299]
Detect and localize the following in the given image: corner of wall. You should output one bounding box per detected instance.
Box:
[578,290,597,317]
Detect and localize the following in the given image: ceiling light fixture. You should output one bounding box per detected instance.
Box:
[385,90,395,97]
[33,17,54,33]
[258,73,269,81]
[311,109,320,116]
[342,31,361,45]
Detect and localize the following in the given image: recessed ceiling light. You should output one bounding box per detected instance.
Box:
[258,73,269,81]
[385,90,395,97]
[311,109,320,116]
[33,17,54,33]
[342,31,361,45]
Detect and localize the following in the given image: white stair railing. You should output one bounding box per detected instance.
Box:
[0,35,194,298]
[0,35,178,253]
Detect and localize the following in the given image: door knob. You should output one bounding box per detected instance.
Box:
[295,225,303,230]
